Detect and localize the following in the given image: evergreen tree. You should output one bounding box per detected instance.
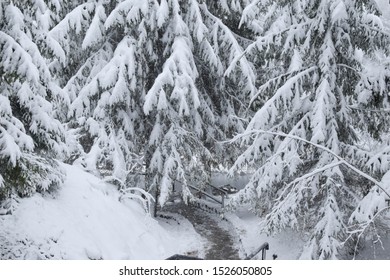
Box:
[228,0,390,259]
[69,0,147,184]
[0,1,67,203]
[140,0,257,210]
[60,0,254,212]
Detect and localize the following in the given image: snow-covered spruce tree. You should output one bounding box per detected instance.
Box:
[58,0,254,211]
[142,0,256,211]
[48,1,147,186]
[198,1,256,165]
[346,37,390,256]
[143,0,209,209]
[0,1,67,204]
[48,1,102,88]
[228,0,390,259]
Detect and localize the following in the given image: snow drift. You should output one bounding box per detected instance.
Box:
[0,164,202,259]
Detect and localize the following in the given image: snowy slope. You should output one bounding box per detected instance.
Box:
[0,164,203,260]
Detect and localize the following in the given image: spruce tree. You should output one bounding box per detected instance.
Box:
[59,0,254,212]
[228,0,390,259]
[46,1,144,186]
[142,0,256,210]
[0,1,67,204]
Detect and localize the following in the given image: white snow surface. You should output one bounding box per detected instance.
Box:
[0,164,203,260]
[2,166,390,260]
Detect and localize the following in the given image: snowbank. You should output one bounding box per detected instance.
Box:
[0,164,202,259]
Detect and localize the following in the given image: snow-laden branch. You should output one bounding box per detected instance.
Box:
[347,106,390,113]
[336,63,361,75]
[276,161,344,202]
[249,66,317,107]
[200,3,256,86]
[120,186,155,203]
[229,129,390,199]
[244,20,313,54]
[344,205,390,259]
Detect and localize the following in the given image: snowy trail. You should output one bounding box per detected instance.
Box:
[161,202,240,260]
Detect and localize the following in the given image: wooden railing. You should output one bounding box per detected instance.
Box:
[187,184,224,206]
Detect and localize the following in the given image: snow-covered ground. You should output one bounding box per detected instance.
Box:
[2,164,390,260]
[224,210,305,260]
[0,164,204,260]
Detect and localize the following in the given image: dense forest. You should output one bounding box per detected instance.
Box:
[1,0,390,259]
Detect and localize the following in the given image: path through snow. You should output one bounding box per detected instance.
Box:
[161,202,241,260]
